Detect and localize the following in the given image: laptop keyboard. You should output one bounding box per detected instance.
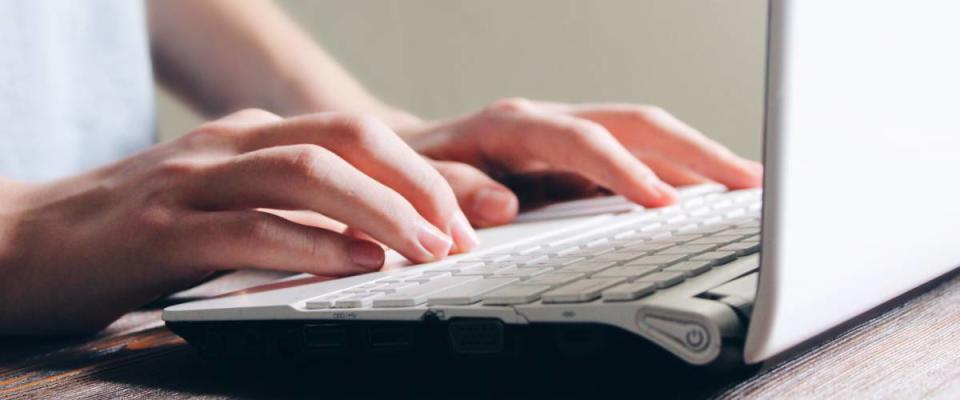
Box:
[303,185,762,310]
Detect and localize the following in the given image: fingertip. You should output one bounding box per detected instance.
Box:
[449,210,480,253]
[347,239,386,270]
[469,187,519,227]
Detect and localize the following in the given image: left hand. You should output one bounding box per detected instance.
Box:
[402,98,763,227]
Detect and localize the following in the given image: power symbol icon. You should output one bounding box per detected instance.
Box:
[685,327,708,351]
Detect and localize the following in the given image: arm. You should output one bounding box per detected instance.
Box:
[148,0,420,130]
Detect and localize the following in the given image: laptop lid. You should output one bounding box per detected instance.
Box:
[745,0,960,363]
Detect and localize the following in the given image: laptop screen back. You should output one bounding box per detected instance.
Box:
[745,0,960,363]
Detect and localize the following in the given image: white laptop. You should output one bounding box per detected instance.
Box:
[162,0,960,366]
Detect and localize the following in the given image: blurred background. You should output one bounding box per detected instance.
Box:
[157,0,767,160]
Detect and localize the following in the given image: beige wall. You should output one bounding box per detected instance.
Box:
[157,0,767,159]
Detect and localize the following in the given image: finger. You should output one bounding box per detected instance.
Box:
[181,145,453,263]
[430,160,519,229]
[234,113,477,251]
[502,171,608,209]
[487,106,679,207]
[638,156,711,187]
[536,102,763,189]
[168,210,385,276]
[218,108,283,125]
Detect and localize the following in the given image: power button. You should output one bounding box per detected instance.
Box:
[642,315,711,353]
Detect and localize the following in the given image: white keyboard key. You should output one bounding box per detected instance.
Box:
[634,271,686,288]
[520,256,586,268]
[561,261,617,274]
[369,282,419,294]
[623,254,689,267]
[590,252,648,263]
[591,265,659,279]
[688,235,743,246]
[403,272,452,283]
[373,276,482,308]
[333,292,384,308]
[621,242,675,253]
[304,295,341,309]
[494,268,550,279]
[726,227,760,236]
[689,251,738,265]
[454,264,517,277]
[427,278,519,305]
[602,282,657,301]
[483,285,554,305]
[719,242,761,256]
[541,278,626,303]
[663,261,715,277]
[521,272,585,287]
[657,244,719,256]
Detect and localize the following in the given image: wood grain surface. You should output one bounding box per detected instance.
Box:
[2,269,958,399]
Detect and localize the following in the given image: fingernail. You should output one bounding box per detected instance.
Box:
[348,240,385,269]
[449,211,480,252]
[472,187,518,223]
[653,180,679,204]
[416,220,453,260]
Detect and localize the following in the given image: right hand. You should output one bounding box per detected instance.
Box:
[0,109,475,334]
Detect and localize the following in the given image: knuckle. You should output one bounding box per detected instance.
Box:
[564,120,610,145]
[233,107,280,121]
[136,206,177,235]
[181,122,238,149]
[632,105,671,121]
[487,97,532,113]
[151,159,201,182]
[285,145,333,181]
[327,113,389,148]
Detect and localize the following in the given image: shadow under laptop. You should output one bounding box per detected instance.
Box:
[92,339,758,400]
[88,320,759,399]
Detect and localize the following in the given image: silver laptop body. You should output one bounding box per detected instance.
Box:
[163,0,960,366]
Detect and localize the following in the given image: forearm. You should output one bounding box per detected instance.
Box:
[148,0,419,130]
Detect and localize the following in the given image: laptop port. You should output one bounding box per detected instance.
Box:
[303,324,346,350]
[448,319,504,355]
[366,325,415,351]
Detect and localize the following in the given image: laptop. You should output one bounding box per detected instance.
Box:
[162,0,960,366]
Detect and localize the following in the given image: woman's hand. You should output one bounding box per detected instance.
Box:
[0,109,476,334]
[403,98,763,227]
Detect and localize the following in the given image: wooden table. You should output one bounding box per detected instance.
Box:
[3,269,959,399]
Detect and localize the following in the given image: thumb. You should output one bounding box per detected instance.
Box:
[429,160,519,228]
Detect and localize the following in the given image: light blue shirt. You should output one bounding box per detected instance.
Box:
[0,0,154,182]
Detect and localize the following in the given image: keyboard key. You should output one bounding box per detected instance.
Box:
[634,271,686,288]
[541,278,626,303]
[403,272,453,283]
[623,254,688,267]
[590,252,648,263]
[333,292,385,308]
[663,261,715,277]
[656,244,719,255]
[719,242,761,256]
[561,261,618,274]
[454,264,517,277]
[305,295,341,309]
[494,268,551,279]
[373,276,482,307]
[689,251,737,265]
[591,265,659,279]
[521,272,585,287]
[621,242,675,253]
[688,235,743,246]
[427,278,519,305]
[602,282,657,301]
[483,285,554,305]
[520,256,586,268]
